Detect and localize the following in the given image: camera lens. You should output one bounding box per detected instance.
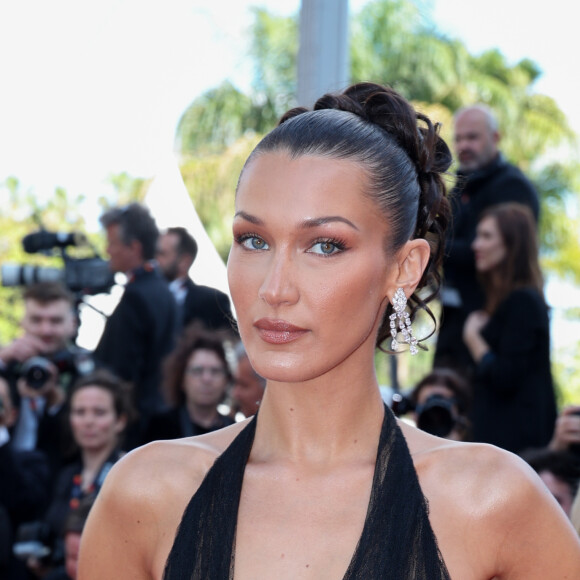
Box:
[416,394,456,438]
[20,357,52,390]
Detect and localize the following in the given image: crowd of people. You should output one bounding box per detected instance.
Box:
[0,205,261,579]
[1,82,579,579]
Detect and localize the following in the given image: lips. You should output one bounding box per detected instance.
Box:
[254,318,309,344]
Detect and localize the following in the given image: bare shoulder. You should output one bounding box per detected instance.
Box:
[79,420,250,580]
[101,419,250,507]
[398,420,580,579]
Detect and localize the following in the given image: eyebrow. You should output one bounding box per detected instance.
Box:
[234,211,359,231]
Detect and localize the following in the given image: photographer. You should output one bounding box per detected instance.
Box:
[0,377,51,580]
[407,367,472,441]
[0,282,89,484]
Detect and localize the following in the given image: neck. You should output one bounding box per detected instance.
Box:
[81,441,117,482]
[187,402,220,428]
[252,364,385,466]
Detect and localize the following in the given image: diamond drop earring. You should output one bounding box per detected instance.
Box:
[389,288,418,355]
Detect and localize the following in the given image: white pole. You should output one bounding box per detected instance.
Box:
[297,0,349,108]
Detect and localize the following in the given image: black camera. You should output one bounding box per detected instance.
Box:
[19,349,92,390]
[391,392,458,438]
[415,394,457,438]
[1,229,114,296]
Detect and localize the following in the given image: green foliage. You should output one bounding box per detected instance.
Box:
[176,82,257,154]
[534,162,580,284]
[248,7,298,124]
[178,135,261,261]
[553,339,580,407]
[103,172,151,208]
[175,9,297,156]
[0,177,93,344]
[0,171,149,345]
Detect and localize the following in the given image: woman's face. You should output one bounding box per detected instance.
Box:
[70,386,125,452]
[228,152,398,383]
[472,216,506,273]
[183,349,229,408]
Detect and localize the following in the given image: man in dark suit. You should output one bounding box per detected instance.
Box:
[94,204,176,447]
[156,227,235,336]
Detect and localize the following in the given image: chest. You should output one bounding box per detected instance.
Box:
[233,463,374,580]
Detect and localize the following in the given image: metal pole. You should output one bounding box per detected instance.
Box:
[297,0,349,108]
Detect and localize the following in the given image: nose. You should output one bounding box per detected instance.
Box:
[258,251,299,307]
[39,320,55,336]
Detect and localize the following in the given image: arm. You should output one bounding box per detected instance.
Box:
[462,310,490,362]
[78,449,161,579]
[549,406,580,451]
[78,439,212,580]
[470,291,547,395]
[493,456,580,578]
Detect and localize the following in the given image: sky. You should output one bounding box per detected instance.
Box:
[1,0,578,206]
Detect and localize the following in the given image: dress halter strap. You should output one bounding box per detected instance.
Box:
[163,406,449,579]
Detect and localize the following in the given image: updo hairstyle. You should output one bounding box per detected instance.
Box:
[239,82,452,351]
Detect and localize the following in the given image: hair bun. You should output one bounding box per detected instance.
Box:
[264,82,452,350]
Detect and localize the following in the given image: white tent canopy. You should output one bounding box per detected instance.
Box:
[144,153,231,300]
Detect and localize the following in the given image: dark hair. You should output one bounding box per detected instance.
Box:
[70,368,136,423]
[100,203,159,261]
[23,282,75,307]
[409,367,472,416]
[238,82,452,350]
[477,202,544,313]
[520,448,580,498]
[162,324,233,406]
[167,226,198,263]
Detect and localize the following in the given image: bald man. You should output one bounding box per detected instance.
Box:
[434,105,540,377]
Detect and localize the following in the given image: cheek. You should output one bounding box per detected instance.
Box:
[70,416,83,432]
[228,257,258,307]
[97,417,118,433]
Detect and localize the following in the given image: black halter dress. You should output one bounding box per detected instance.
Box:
[163,405,450,579]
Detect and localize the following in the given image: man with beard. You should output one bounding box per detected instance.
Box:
[434,105,539,377]
[156,227,234,337]
[0,282,88,482]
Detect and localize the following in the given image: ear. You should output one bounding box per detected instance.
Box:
[387,239,430,301]
[115,413,128,434]
[130,239,143,259]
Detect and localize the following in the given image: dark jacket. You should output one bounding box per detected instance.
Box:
[94,266,177,418]
[181,278,235,335]
[445,154,540,313]
[471,287,557,454]
[142,406,234,444]
[435,154,539,374]
[0,443,51,580]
